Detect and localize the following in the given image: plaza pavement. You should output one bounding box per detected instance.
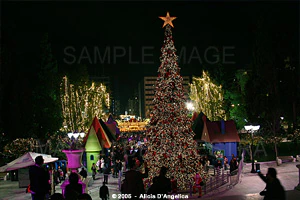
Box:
[0,161,300,200]
[201,161,300,200]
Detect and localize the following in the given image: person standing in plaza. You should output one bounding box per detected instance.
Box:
[123,161,149,199]
[147,176,160,199]
[61,163,67,180]
[103,166,111,184]
[64,172,83,200]
[258,168,286,200]
[96,158,101,173]
[100,157,105,173]
[79,167,87,181]
[57,166,64,182]
[99,182,109,200]
[113,160,119,178]
[106,156,112,169]
[230,155,238,174]
[193,172,203,198]
[78,193,92,200]
[117,159,123,177]
[29,156,50,200]
[154,166,172,196]
[91,163,97,180]
[223,156,228,170]
[124,153,128,171]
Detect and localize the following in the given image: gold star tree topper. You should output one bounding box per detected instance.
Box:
[159,12,177,28]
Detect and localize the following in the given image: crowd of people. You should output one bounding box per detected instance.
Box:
[121,160,204,199]
[27,135,286,200]
[28,151,286,200]
[29,156,92,200]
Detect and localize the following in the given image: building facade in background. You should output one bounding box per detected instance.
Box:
[127,95,139,117]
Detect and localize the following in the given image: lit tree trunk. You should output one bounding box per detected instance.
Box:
[273,119,279,166]
[275,142,279,165]
[249,144,253,161]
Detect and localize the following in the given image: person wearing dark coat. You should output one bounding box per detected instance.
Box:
[99,182,109,200]
[91,163,97,180]
[103,167,111,184]
[29,156,50,200]
[64,172,83,200]
[117,159,122,171]
[123,161,149,200]
[229,158,238,174]
[79,167,88,180]
[154,166,172,196]
[50,193,64,200]
[61,163,67,180]
[113,160,119,178]
[258,168,286,200]
[107,156,112,169]
[77,193,92,200]
[147,177,160,199]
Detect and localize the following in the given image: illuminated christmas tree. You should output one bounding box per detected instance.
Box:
[143,12,207,190]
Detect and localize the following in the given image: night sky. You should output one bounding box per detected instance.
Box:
[2,1,299,111]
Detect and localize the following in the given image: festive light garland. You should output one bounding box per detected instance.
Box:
[3,138,38,158]
[189,71,226,121]
[60,76,110,133]
[143,24,208,190]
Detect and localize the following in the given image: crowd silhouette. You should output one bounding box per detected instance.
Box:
[28,137,249,200]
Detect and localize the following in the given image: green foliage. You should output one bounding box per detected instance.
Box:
[260,124,287,145]
[287,129,300,142]
[249,141,300,162]
[224,70,249,130]
[239,134,263,147]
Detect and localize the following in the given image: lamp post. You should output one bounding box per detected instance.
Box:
[186,102,195,111]
[244,125,260,173]
[185,101,195,117]
[67,132,85,140]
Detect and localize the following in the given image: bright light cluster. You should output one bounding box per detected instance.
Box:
[60,76,110,133]
[189,71,226,121]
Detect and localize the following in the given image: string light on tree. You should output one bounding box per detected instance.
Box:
[60,76,110,133]
[143,12,207,190]
[189,71,226,121]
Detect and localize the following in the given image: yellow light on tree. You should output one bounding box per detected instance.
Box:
[4,138,38,158]
[189,71,226,121]
[60,76,110,133]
